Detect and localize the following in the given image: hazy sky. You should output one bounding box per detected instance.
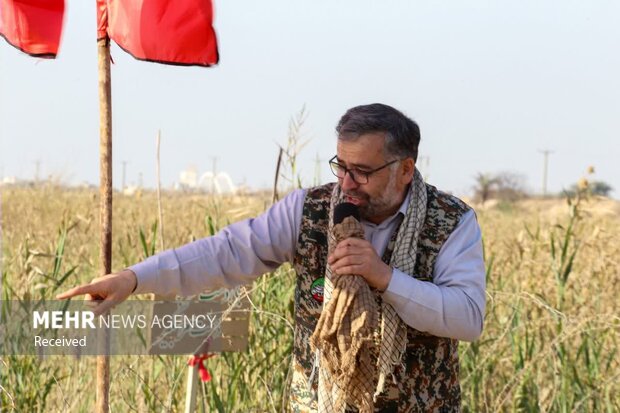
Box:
[1,0,619,197]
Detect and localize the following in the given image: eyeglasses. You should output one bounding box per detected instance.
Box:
[328,155,400,185]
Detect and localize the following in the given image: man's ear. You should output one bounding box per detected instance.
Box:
[401,158,415,184]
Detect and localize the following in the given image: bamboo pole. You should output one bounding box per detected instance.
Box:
[97,36,112,413]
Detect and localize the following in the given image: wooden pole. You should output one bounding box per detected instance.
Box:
[156,130,165,251]
[97,36,112,413]
[272,147,283,205]
[184,364,200,413]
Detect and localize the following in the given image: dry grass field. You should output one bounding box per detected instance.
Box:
[1,185,619,412]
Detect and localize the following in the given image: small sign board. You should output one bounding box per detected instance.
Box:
[149,286,250,355]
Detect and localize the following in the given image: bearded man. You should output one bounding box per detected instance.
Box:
[60,103,485,412]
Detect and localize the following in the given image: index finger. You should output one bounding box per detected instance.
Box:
[56,284,98,300]
[330,238,368,262]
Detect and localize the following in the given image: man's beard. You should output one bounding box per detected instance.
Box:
[344,172,401,220]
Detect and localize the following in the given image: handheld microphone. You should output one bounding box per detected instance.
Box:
[333,202,360,224]
[332,202,365,243]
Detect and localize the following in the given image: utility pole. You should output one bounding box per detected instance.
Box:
[418,156,430,181]
[121,160,129,190]
[314,153,323,186]
[211,156,218,177]
[210,156,219,194]
[539,149,554,196]
[33,159,41,183]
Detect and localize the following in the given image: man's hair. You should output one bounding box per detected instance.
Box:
[336,103,420,162]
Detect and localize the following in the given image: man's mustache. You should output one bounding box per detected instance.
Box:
[343,191,369,200]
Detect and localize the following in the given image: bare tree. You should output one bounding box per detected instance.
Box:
[473,173,499,205]
[495,171,528,201]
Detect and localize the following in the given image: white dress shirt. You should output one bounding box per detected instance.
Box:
[131,187,486,341]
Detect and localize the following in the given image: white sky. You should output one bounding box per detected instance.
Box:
[1,0,619,197]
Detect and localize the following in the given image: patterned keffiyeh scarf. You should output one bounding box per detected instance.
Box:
[310,168,428,412]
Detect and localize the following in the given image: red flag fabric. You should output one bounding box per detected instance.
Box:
[188,354,216,382]
[0,0,65,58]
[97,0,219,67]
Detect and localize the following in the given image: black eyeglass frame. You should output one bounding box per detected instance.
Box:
[328,155,401,185]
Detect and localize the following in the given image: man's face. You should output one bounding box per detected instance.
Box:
[335,133,412,224]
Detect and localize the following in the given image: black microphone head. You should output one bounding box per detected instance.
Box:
[333,202,360,225]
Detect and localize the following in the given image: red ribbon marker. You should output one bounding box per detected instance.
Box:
[188,354,216,382]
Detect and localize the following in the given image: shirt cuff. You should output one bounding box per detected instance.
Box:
[129,250,180,295]
[128,256,159,295]
[381,268,412,307]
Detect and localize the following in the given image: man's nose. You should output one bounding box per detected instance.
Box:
[340,171,359,191]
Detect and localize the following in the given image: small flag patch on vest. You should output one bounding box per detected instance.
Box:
[311,277,324,303]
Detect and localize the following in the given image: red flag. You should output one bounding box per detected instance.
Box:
[98,0,219,67]
[0,0,65,58]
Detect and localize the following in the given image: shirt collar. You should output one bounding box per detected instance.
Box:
[397,186,412,216]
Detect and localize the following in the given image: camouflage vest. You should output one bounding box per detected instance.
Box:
[289,182,471,413]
